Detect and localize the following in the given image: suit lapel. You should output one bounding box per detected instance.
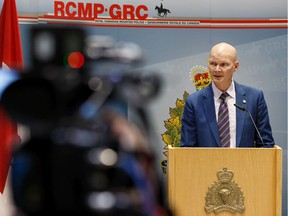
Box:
[202,85,221,147]
[235,82,247,147]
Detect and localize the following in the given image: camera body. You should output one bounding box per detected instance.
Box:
[1,26,165,216]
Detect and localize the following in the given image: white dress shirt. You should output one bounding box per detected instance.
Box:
[212,82,236,148]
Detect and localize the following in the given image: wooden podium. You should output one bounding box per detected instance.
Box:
[167,146,282,216]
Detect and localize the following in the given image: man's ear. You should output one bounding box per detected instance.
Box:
[234,61,239,71]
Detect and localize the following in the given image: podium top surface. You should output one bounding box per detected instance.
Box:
[169,145,282,150]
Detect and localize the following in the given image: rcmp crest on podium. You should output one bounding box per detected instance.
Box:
[205,168,245,213]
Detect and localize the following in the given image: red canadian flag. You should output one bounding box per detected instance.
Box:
[0,0,24,193]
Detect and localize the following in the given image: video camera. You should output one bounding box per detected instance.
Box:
[0,26,168,216]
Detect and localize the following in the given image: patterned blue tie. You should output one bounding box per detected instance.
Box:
[218,92,230,147]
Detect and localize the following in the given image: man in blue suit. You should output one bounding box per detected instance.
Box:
[180,42,275,148]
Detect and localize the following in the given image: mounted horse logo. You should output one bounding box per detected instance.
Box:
[155,3,171,17]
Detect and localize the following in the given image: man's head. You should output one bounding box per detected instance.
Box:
[208,42,239,92]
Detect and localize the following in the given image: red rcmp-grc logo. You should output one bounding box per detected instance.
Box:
[54,1,149,20]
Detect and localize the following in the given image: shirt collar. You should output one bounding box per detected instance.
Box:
[212,80,235,101]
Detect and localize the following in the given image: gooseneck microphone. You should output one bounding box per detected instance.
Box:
[234,103,264,147]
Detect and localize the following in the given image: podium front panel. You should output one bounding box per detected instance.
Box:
[167,146,282,216]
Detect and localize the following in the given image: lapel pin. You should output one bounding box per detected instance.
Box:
[242,100,246,104]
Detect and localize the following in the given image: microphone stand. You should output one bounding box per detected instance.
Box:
[234,103,264,147]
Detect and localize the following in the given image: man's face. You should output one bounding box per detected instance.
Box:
[208,54,239,91]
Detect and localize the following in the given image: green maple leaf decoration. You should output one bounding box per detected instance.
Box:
[161,91,189,155]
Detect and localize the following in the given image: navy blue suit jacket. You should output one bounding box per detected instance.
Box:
[180,81,275,148]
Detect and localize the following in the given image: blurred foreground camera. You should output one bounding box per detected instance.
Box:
[0,26,170,216]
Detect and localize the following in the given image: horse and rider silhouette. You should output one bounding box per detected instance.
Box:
[155,3,171,17]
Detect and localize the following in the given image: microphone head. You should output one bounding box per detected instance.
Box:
[234,103,246,111]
